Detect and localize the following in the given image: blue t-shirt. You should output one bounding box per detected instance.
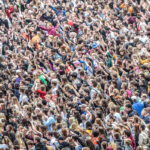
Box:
[132,102,144,118]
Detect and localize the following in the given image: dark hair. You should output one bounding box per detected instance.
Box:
[110,106,116,112]
[99,127,105,135]
[96,112,103,119]
[27,140,34,146]
[92,80,97,87]
[50,110,54,115]
[140,124,145,131]
[134,124,140,135]
[101,141,108,150]
[122,116,127,122]
[86,121,92,130]
[92,130,99,137]
[124,130,131,137]
[117,147,124,150]
[56,115,62,123]
[125,104,132,109]
[35,136,41,143]
[84,89,90,95]
[86,139,96,150]
[42,100,47,105]
[147,101,150,105]
[114,132,120,140]
[47,131,53,137]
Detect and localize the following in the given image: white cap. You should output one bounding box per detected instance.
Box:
[131,96,137,100]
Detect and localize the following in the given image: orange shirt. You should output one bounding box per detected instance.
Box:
[120,3,126,9]
[128,6,133,13]
[31,35,40,44]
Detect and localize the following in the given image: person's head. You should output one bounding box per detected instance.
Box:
[71,72,77,80]
[125,103,132,112]
[86,121,92,130]
[83,89,90,97]
[92,130,99,137]
[49,110,54,116]
[141,108,149,117]
[95,118,103,127]
[85,139,96,150]
[2,136,12,147]
[80,104,87,112]
[124,138,132,146]
[61,76,67,83]
[47,131,53,139]
[134,124,140,134]
[136,146,144,150]
[95,112,103,120]
[124,130,131,138]
[40,85,46,91]
[82,147,90,150]
[101,141,108,150]
[140,124,145,132]
[61,128,68,138]
[147,101,150,107]
[6,125,12,132]
[34,136,41,145]
[19,88,25,94]
[91,80,97,88]
[51,79,57,88]
[58,136,64,143]
[113,132,120,140]
[56,123,62,130]
[42,99,47,106]
[141,94,147,101]
[110,106,116,115]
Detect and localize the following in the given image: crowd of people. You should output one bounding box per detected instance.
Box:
[0,0,150,149]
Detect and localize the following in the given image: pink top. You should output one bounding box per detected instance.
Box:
[126,89,131,97]
[39,26,59,37]
[134,67,138,72]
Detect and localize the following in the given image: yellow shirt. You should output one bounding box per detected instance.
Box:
[47,146,53,150]
[113,54,117,60]
[86,129,92,134]
[139,58,149,65]
[31,35,40,44]
[148,86,150,93]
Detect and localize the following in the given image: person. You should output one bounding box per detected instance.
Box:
[36,85,47,100]
[43,110,56,131]
[141,108,150,124]
[124,130,135,150]
[27,140,35,150]
[0,0,149,149]
[19,88,29,106]
[58,136,75,150]
[132,98,144,118]
[138,124,149,148]
[134,124,140,148]
[34,136,48,150]
[124,138,132,150]
[125,104,138,117]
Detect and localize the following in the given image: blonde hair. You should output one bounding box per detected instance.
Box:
[2,136,13,148]
[71,123,79,131]
[16,132,26,149]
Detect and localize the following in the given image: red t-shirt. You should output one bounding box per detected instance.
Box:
[36,89,46,99]
[6,6,14,18]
